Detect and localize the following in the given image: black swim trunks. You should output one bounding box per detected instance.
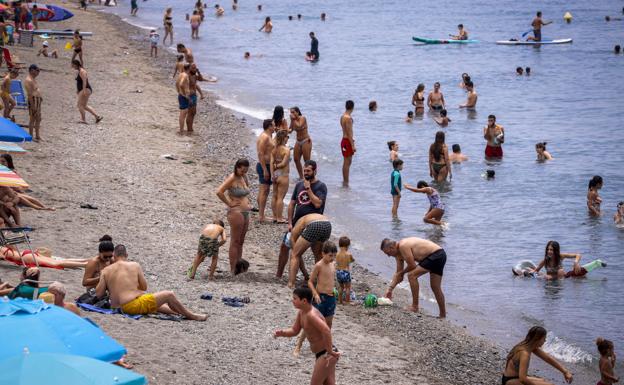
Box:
[418,248,447,276]
[301,220,331,243]
[315,345,338,360]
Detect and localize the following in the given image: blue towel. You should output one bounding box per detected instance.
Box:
[76,302,142,320]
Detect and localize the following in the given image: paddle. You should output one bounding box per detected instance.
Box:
[521,29,532,38]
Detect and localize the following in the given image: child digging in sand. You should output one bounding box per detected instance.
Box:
[294,240,337,357]
[336,236,355,305]
[188,219,227,280]
[596,337,619,385]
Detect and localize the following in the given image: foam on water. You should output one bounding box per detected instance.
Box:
[215,99,272,122]
[544,333,594,365]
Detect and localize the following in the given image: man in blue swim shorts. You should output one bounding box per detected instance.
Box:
[175,63,191,134]
[255,119,275,221]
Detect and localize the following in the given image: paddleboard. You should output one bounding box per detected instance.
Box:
[496,38,572,45]
[413,36,479,44]
[46,4,74,22]
[30,29,92,37]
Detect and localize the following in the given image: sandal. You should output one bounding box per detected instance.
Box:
[95,116,103,124]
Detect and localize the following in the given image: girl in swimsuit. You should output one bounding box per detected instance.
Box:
[535,142,553,161]
[587,175,603,217]
[190,10,201,39]
[270,130,290,223]
[429,131,451,182]
[163,8,174,45]
[502,326,573,385]
[289,107,312,180]
[72,60,102,124]
[404,181,446,226]
[412,83,425,115]
[531,240,582,280]
[216,158,251,274]
[387,141,399,163]
[71,30,83,66]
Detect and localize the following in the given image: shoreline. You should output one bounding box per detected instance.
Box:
[2,4,514,384]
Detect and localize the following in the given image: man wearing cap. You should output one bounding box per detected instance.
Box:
[24,64,43,141]
[1,68,19,120]
[37,41,58,58]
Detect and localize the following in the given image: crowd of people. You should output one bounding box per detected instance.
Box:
[0,2,620,385]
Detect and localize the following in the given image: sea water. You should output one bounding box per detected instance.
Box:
[105,0,623,379]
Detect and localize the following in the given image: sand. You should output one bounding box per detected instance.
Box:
[0,4,503,384]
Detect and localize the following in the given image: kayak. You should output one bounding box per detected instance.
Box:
[496,38,572,45]
[413,36,479,44]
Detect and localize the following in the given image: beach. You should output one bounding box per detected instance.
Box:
[0,4,512,385]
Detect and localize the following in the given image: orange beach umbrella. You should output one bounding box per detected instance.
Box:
[0,165,28,188]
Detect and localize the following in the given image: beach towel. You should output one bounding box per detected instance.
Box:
[10,80,27,109]
[76,302,142,320]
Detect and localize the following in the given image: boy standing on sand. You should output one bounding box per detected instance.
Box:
[188,219,227,280]
[275,287,340,384]
[336,236,354,304]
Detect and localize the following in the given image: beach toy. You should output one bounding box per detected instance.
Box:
[377,297,393,306]
[122,69,129,76]
[64,42,72,51]
[564,12,573,23]
[581,259,607,273]
[363,294,378,308]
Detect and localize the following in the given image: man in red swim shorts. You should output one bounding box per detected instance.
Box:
[483,114,504,159]
[340,100,355,186]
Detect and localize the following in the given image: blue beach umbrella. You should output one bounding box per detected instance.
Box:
[0,353,147,385]
[0,298,126,362]
[0,117,32,142]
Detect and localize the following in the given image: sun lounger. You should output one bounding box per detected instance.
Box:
[10,80,27,109]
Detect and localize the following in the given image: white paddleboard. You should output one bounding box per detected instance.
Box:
[496,38,572,45]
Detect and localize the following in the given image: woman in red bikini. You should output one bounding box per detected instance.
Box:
[1,246,89,269]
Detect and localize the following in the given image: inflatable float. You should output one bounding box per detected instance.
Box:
[512,259,606,278]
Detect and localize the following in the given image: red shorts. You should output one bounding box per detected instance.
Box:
[341,138,354,158]
[485,145,503,158]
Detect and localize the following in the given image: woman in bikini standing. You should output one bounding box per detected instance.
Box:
[72,60,102,124]
[163,8,174,45]
[429,131,451,182]
[273,105,289,132]
[71,30,83,66]
[216,158,251,274]
[289,106,312,180]
[502,326,573,385]
[411,83,425,116]
[270,130,291,223]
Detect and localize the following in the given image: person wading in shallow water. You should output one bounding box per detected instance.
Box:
[340,100,355,186]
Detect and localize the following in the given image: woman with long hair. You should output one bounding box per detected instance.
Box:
[587,175,603,216]
[429,131,451,182]
[531,241,582,279]
[272,105,289,132]
[412,83,425,115]
[72,60,102,124]
[270,130,290,223]
[216,158,251,274]
[289,106,311,179]
[163,8,174,45]
[502,326,573,385]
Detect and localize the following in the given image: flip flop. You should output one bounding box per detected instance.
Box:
[95,116,104,124]
[200,293,213,300]
[222,298,244,307]
[187,266,195,279]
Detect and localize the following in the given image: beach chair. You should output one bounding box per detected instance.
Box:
[0,226,37,267]
[17,29,33,47]
[10,80,27,109]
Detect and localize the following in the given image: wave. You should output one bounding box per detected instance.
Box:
[543,333,593,364]
[215,99,272,122]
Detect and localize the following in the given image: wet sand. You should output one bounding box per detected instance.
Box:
[1,5,503,384]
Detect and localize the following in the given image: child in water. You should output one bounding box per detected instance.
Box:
[390,159,403,217]
[335,236,355,304]
[588,175,603,216]
[596,338,619,385]
[188,219,227,280]
[535,142,553,161]
[615,202,624,225]
[387,141,399,163]
[434,109,451,127]
[405,111,414,123]
[404,181,446,226]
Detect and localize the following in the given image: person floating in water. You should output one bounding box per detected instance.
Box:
[535,142,552,161]
[596,337,619,385]
[587,175,603,217]
[450,24,468,40]
[527,11,552,42]
[614,202,624,225]
[529,240,599,279]
[404,181,446,226]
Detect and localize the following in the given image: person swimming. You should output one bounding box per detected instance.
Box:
[516,67,524,75]
[587,175,603,216]
[614,202,624,225]
[535,142,552,161]
[405,111,414,123]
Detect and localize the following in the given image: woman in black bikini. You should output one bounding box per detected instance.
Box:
[72,60,102,124]
[411,83,425,115]
[289,106,312,180]
[428,131,451,182]
[502,326,573,385]
[163,8,174,45]
[216,158,251,274]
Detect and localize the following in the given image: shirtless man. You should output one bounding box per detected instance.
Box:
[96,245,207,320]
[1,68,19,120]
[274,287,340,385]
[427,82,445,113]
[450,24,468,40]
[186,63,205,133]
[459,81,477,109]
[176,64,191,134]
[340,100,355,186]
[24,65,43,141]
[82,237,115,290]
[449,144,468,163]
[172,55,185,79]
[527,11,552,42]
[483,114,505,159]
[288,213,332,288]
[256,119,275,222]
[176,44,194,64]
[381,237,446,318]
